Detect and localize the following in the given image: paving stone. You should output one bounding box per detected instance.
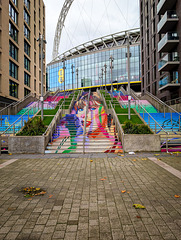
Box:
[0,154,180,240]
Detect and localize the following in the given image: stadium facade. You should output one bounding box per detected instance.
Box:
[47,29,141,92]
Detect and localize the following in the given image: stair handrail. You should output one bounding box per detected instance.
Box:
[0,92,35,115]
[145,91,181,130]
[69,95,75,113]
[165,96,181,106]
[119,86,127,96]
[0,100,41,136]
[83,89,91,154]
[43,101,63,139]
[109,101,125,153]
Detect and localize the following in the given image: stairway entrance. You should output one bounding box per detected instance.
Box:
[45,92,123,154]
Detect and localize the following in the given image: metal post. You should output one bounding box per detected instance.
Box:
[126,32,131,120]
[62,58,66,104]
[37,35,46,121]
[104,64,107,90]
[13,125,15,135]
[109,56,114,100]
[101,68,104,90]
[76,68,78,90]
[179,115,180,132]
[71,64,74,91]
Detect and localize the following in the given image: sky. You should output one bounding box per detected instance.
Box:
[43,0,140,64]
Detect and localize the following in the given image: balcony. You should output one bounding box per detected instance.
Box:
[159,75,180,91]
[158,52,179,72]
[158,32,179,52]
[157,0,177,15]
[157,11,179,34]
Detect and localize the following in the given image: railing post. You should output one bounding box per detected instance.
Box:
[13,125,15,135]
[166,135,168,153]
[143,108,144,119]
[21,118,23,128]
[171,110,172,125]
[179,115,180,132]
[0,113,2,127]
[148,115,150,127]
[164,105,165,118]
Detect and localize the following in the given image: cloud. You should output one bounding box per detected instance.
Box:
[44,0,140,63]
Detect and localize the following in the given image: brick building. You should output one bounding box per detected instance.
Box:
[0,0,46,105]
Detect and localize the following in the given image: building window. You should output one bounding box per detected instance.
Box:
[9,22,18,43]
[24,56,30,72]
[9,60,18,79]
[12,0,18,7]
[24,24,30,41]
[34,79,36,91]
[24,40,30,56]
[9,80,18,98]
[24,72,30,87]
[9,41,18,61]
[24,0,30,12]
[24,8,30,26]
[9,3,18,24]
[24,88,30,97]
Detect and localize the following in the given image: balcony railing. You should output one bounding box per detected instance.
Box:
[158,32,179,52]
[157,11,178,34]
[159,75,179,89]
[157,0,177,15]
[158,52,179,71]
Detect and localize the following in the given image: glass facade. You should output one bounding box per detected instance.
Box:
[47,45,141,92]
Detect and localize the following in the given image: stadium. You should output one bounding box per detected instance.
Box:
[47,28,141,93]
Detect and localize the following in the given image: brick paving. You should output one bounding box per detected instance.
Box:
[0,153,181,240]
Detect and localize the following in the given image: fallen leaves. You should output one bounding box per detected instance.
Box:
[133,204,145,209]
[19,187,46,198]
[174,195,180,198]
[121,190,126,193]
[100,177,107,181]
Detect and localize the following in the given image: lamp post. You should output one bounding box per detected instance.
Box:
[101,68,104,90]
[126,32,131,120]
[62,58,66,103]
[37,35,46,121]
[71,64,74,91]
[104,64,107,90]
[109,56,114,101]
[76,68,78,90]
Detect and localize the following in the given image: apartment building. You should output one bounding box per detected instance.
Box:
[0,0,46,104]
[140,0,181,102]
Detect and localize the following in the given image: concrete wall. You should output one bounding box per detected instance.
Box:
[9,136,45,154]
[123,134,160,152]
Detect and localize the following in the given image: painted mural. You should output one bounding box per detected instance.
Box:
[47,92,123,153]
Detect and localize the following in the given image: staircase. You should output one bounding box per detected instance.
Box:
[45,92,123,154]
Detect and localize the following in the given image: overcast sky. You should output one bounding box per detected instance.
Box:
[43,0,140,63]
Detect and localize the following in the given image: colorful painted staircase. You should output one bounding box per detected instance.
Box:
[45,92,123,154]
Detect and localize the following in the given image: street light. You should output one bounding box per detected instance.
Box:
[76,68,78,90]
[109,56,114,101]
[71,64,74,91]
[101,68,104,90]
[104,64,107,90]
[37,35,47,121]
[62,57,66,103]
[126,32,131,120]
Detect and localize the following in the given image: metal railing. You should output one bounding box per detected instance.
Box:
[69,96,75,113]
[109,101,125,153]
[83,90,91,154]
[0,100,41,136]
[145,91,181,130]
[0,92,36,118]
[165,97,181,106]
[43,102,63,149]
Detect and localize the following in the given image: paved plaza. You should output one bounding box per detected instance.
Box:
[0,152,181,240]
